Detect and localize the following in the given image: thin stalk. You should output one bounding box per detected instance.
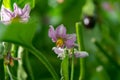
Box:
[28,46,59,80]
[0,42,5,80]
[75,22,85,80]
[6,66,13,80]
[24,50,34,80]
[17,47,28,80]
[61,50,69,80]
[93,39,120,69]
[70,49,74,80]
[3,43,12,80]
[0,59,5,80]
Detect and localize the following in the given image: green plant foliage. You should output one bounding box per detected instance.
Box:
[3,0,35,10]
[0,22,36,46]
[0,0,120,80]
[0,22,59,80]
[0,0,3,8]
[0,59,5,80]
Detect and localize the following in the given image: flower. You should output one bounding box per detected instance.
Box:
[1,3,30,24]
[49,24,76,49]
[49,24,89,59]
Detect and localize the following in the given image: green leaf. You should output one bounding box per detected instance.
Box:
[61,54,69,80]
[0,22,59,80]
[15,0,35,9]
[0,22,36,47]
[3,0,12,9]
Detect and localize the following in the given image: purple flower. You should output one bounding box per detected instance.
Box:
[49,24,89,59]
[1,3,30,24]
[49,24,76,49]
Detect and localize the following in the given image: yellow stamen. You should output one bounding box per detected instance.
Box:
[56,38,64,47]
[12,16,21,22]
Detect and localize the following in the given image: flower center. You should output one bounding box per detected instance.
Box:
[12,16,21,22]
[56,38,64,47]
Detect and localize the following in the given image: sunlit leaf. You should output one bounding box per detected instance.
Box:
[15,0,35,9]
[0,22,36,46]
[3,0,12,9]
[3,0,35,10]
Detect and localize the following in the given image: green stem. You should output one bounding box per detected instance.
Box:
[61,51,69,80]
[93,39,120,69]
[3,42,12,80]
[6,65,13,80]
[17,47,28,80]
[24,50,34,80]
[70,49,74,80]
[0,59,5,80]
[28,45,59,80]
[75,22,85,80]
[0,42,5,80]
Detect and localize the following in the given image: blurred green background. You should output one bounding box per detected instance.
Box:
[2,0,120,80]
[30,0,120,80]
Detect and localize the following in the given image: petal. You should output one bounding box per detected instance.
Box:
[52,47,64,54]
[48,25,57,42]
[66,34,76,41]
[1,21,11,25]
[52,47,65,59]
[65,34,76,48]
[1,6,13,22]
[13,3,22,16]
[74,51,89,58]
[21,3,30,18]
[2,8,13,17]
[56,24,66,38]
[20,17,29,23]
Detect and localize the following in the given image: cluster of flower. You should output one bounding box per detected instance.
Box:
[0,3,89,60]
[49,24,88,59]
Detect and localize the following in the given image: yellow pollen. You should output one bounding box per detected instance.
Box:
[12,16,21,22]
[56,38,64,47]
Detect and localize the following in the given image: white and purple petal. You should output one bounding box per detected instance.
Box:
[55,24,66,38]
[74,51,89,58]
[2,8,13,18]
[21,3,30,18]
[48,25,57,42]
[66,34,76,41]
[20,17,29,23]
[0,6,13,24]
[65,34,76,48]
[13,3,22,16]
[52,47,65,59]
